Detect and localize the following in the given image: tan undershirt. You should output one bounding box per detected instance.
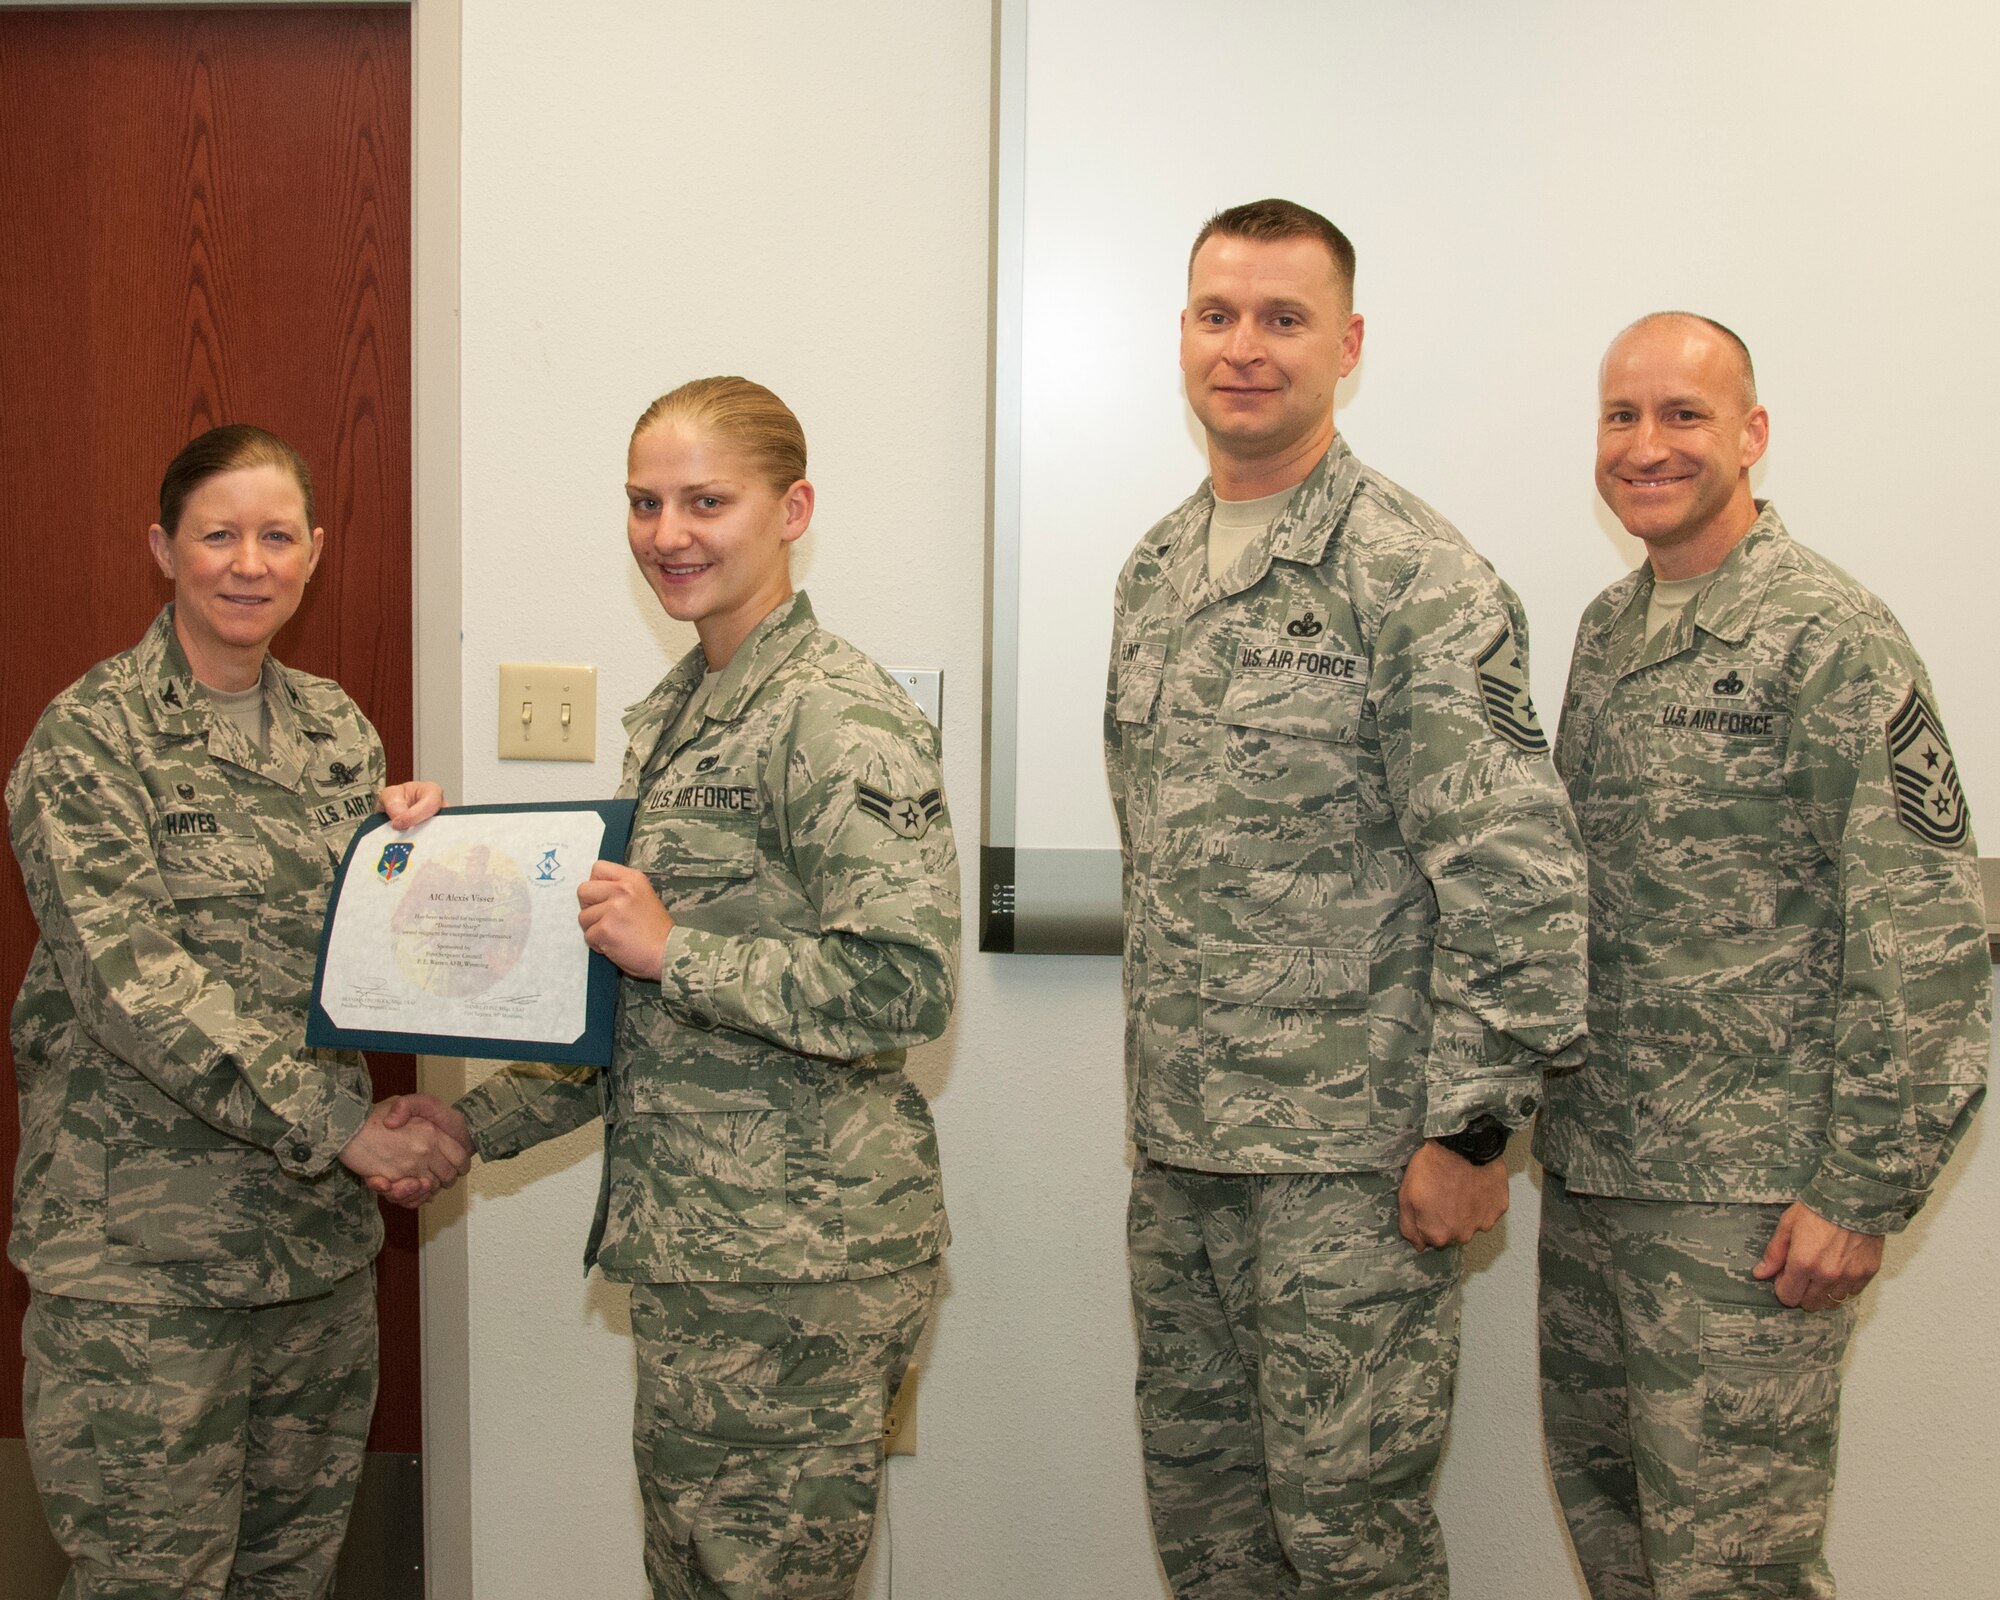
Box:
[201,682,269,753]
[1207,486,1295,583]
[1645,571,1717,641]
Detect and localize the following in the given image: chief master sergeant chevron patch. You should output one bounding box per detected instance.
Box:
[1886,685,1967,847]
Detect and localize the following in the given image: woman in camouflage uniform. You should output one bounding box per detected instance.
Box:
[444,378,961,1599]
[7,425,462,1597]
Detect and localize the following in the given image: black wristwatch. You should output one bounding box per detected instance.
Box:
[1435,1115,1510,1167]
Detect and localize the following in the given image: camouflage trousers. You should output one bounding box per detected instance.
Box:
[1129,1159,1463,1600]
[628,1260,937,1600]
[20,1271,376,1599]
[1538,1175,1856,1599]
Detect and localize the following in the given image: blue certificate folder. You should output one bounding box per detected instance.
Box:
[306,799,637,1066]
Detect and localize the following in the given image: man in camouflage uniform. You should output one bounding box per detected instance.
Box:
[404,591,958,1599]
[9,604,464,1597]
[1536,313,1990,1598]
[1105,198,1589,1598]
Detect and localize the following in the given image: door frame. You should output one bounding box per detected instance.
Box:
[1,4,471,1595]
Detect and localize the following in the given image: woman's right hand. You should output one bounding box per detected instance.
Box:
[338,1097,470,1203]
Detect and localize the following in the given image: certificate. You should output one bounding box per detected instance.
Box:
[306,800,637,1065]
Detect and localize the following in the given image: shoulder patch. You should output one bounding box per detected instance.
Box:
[1886,687,1968,847]
[856,781,944,840]
[1474,624,1548,754]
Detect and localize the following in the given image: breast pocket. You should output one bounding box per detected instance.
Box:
[1111,640,1169,848]
[1200,942,1372,1130]
[155,835,273,902]
[1630,727,1786,932]
[630,811,760,914]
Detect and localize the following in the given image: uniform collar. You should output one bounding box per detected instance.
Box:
[620,591,819,752]
[1610,501,1789,676]
[1684,502,1789,647]
[1166,435,1366,612]
[136,605,314,789]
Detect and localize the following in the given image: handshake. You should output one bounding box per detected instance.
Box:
[336,1093,475,1208]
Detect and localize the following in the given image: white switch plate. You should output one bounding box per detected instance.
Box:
[498,662,597,762]
[886,668,942,732]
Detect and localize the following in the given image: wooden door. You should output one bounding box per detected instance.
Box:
[0,0,418,1506]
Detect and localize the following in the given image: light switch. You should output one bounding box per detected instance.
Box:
[498,663,597,761]
[886,668,942,732]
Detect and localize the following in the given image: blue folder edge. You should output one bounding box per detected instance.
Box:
[305,798,639,1066]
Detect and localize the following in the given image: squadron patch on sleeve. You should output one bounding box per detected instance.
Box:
[857,781,944,841]
[1886,687,1968,847]
[1474,624,1548,753]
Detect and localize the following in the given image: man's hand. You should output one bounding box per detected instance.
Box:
[378,781,446,829]
[365,1094,474,1208]
[1753,1202,1884,1312]
[1398,1139,1509,1251]
[577,862,675,981]
[339,1096,470,1207]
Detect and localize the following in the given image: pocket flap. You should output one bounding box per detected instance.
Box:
[156,837,273,900]
[630,814,759,881]
[1200,942,1367,1010]
[1623,981,1792,1056]
[1114,640,1168,724]
[1219,660,1363,741]
[652,1367,887,1447]
[1701,1302,1843,1370]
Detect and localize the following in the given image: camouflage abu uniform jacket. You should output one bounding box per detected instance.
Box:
[1105,438,1589,1174]
[7,607,386,1307]
[459,593,958,1283]
[1535,506,1990,1233]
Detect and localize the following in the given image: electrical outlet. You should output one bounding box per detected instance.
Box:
[885,668,942,732]
[883,1363,919,1457]
[497,663,597,762]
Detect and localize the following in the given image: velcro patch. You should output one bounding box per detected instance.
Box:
[1475,625,1547,753]
[857,782,944,840]
[1886,687,1967,847]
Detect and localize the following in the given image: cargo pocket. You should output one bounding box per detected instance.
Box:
[1623,983,1799,1168]
[625,1075,787,1232]
[21,1297,174,1574]
[1278,1242,1461,1573]
[103,1140,266,1265]
[646,1365,888,1595]
[1694,1301,1848,1565]
[1199,943,1371,1130]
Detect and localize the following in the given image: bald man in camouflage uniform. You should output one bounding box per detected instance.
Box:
[1537,313,1990,1599]
[1106,199,1588,1598]
[9,606,460,1598]
[446,593,957,1600]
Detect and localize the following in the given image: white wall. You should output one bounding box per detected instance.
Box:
[1004,0,2000,857]
[434,4,2000,1597]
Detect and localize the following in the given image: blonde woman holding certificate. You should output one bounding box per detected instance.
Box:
[395,378,961,1599]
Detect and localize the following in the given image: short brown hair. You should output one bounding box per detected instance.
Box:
[630,377,808,494]
[158,424,315,534]
[1189,198,1356,301]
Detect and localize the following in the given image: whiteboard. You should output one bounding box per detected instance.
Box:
[982,0,2000,953]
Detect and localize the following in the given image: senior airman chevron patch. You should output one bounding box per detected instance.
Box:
[1475,624,1548,753]
[857,781,944,840]
[1886,686,1967,847]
